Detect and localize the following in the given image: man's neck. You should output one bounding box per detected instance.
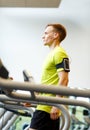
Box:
[49,41,60,51]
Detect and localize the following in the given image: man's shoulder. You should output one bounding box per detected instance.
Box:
[54,46,68,56]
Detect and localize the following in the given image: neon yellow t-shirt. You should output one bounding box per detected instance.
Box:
[36,46,69,113]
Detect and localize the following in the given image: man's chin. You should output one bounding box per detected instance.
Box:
[44,43,48,46]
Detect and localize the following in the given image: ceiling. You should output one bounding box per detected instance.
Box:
[0,0,61,7]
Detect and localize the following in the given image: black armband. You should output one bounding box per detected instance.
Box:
[56,58,70,72]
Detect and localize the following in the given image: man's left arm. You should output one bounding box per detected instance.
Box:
[50,71,69,120]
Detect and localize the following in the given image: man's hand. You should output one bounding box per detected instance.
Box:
[50,106,60,120]
[23,102,31,107]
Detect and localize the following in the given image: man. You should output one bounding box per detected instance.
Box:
[29,23,70,130]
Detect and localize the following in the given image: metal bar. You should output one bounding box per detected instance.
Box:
[0,93,90,110]
[0,97,70,130]
[0,107,6,118]
[2,115,18,130]
[60,113,65,130]
[0,111,14,129]
[0,79,90,98]
[0,79,90,130]
[0,102,34,117]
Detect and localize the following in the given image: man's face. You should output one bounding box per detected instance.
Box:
[42,26,56,46]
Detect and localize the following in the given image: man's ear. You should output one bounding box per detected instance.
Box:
[54,32,59,39]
